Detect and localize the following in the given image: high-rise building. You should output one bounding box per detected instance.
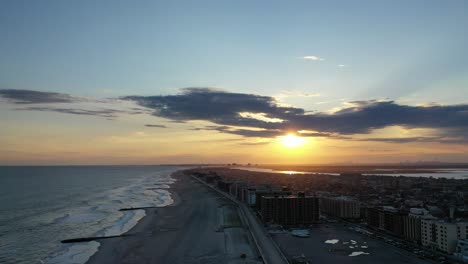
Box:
[367,207,382,229]
[254,189,292,209]
[260,193,319,226]
[366,206,405,238]
[229,182,247,201]
[320,196,360,219]
[403,208,434,244]
[383,208,405,238]
[421,220,468,254]
[243,187,257,206]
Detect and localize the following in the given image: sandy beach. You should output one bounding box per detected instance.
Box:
[86,170,261,264]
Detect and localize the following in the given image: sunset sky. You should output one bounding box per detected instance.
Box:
[1,0,467,165]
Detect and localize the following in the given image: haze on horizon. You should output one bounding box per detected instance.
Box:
[1,0,467,165]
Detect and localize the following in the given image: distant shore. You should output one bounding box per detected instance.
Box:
[220,165,468,179]
[233,164,468,174]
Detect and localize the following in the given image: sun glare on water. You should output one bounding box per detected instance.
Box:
[281,134,306,148]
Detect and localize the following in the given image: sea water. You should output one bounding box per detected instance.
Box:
[233,166,468,179]
[0,166,182,264]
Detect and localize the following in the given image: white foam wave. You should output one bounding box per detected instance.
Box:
[45,170,177,264]
[46,241,100,264]
[102,210,146,237]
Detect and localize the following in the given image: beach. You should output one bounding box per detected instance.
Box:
[87,170,261,264]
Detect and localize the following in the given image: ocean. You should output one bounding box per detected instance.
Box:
[0,166,182,264]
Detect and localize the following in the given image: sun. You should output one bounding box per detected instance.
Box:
[281,134,306,148]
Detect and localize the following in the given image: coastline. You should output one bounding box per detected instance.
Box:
[229,166,468,179]
[86,170,183,263]
[86,169,261,264]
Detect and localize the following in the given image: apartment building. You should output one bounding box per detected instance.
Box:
[421,220,468,254]
[320,196,360,219]
[260,192,319,226]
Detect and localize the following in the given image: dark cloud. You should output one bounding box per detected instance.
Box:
[297,131,341,138]
[145,124,167,128]
[0,89,81,104]
[359,137,442,143]
[362,136,468,144]
[4,88,468,142]
[16,106,126,118]
[122,87,302,129]
[123,88,468,139]
[293,101,468,134]
[192,125,283,137]
[216,128,283,138]
[1,89,145,119]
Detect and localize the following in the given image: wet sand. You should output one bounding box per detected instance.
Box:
[87,170,260,264]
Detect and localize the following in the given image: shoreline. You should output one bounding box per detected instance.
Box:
[86,169,184,263]
[86,169,261,264]
[227,166,468,179]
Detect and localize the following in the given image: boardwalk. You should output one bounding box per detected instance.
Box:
[192,175,289,264]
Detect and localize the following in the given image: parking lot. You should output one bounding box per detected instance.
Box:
[271,223,433,264]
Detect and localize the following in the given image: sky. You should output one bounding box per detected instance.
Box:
[1,0,467,165]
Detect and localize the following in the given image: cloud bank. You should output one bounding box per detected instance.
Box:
[1,88,467,143]
[145,124,167,128]
[0,89,143,119]
[15,106,126,119]
[123,88,468,141]
[0,89,81,104]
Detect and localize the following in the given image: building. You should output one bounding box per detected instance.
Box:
[366,206,406,238]
[229,182,247,202]
[383,207,405,238]
[260,192,319,226]
[367,207,383,229]
[403,208,433,244]
[320,196,360,219]
[244,187,257,206]
[455,239,468,262]
[217,180,233,193]
[254,189,292,209]
[421,220,468,254]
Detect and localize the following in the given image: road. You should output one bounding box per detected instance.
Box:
[192,176,290,264]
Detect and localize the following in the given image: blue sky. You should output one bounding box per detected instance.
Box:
[1,0,467,104]
[1,1,467,164]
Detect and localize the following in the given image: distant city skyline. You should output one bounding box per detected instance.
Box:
[1,0,467,165]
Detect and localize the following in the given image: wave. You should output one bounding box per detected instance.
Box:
[44,170,177,264]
